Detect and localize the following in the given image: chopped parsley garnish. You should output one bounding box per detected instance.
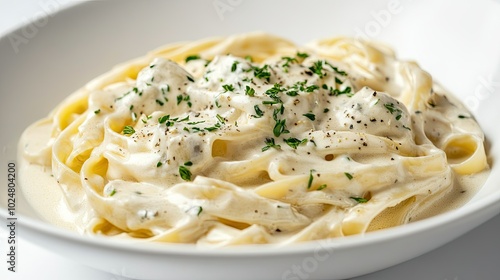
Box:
[284,138,307,149]
[262,100,280,105]
[309,60,325,78]
[156,162,163,167]
[122,125,135,135]
[187,206,203,216]
[330,86,353,97]
[231,61,239,72]
[317,184,327,191]
[156,99,164,106]
[325,61,348,76]
[458,114,469,119]
[94,109,101,114]
[273,119,289,137]
[186,75,195,82]
[384,103,403,120]
[252,105,264,118]
[216,114,225,124]
[176,94,192,107]
[161,85,170,94]
[142,115,152,123]
[384,103,397,113]
[262,84,285,105]
[296,52,309,58]
[262,138,281,152]
[179,165,192,181]
[281,56,298,71]
[254,64,271,81]
[272,105,285,120]
[109,189,116,196]
[185,54,201,63]
[282,56,298,65]
[158,115,170,124]
[303,113,316,121]
[245,85,255,96]
[305,85,319,92]
[265,83,286,97]
[184,161,193,166]
[115,91,130,101]
[335,77,343,84]
[205,123,221,132]
[178,115,190,122]
[344,172,353,180]
[350,197,368,203]
[307,169,315,189]
[289,80,319,95]
[196,206,203,216]
[222,84,235,92]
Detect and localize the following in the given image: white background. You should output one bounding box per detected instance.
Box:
[1,1,500,280]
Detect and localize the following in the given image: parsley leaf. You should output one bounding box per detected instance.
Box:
[222,84,234,92]
[384,103,403,120]
[245,85,255,96]
[296,52,309,58]
[252,105,264,118]
[179,165,192,181]
[350,197,368,203]
[317,184,327,191]
[122,125,135,135]
[273,119,289,137]
[303,113,316,121]
[231,61,239,72]
[330,87,353,97]
[254,65,271,81]
[309,60,325,78]
[158,115,170,124]
[284,138,307,149]
[307,169,315,189]
[185,55,201,63]
[262,138,281,152]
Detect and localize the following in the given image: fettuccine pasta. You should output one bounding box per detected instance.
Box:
[19,32,489,246]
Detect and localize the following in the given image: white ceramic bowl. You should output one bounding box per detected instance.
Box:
[1,1,500,279]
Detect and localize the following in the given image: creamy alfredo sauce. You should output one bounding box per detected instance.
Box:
[18,34,490,245]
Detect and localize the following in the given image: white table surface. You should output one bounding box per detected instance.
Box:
[1,1,500,280]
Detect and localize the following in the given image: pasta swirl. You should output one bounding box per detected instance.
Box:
[20,32,489,246]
